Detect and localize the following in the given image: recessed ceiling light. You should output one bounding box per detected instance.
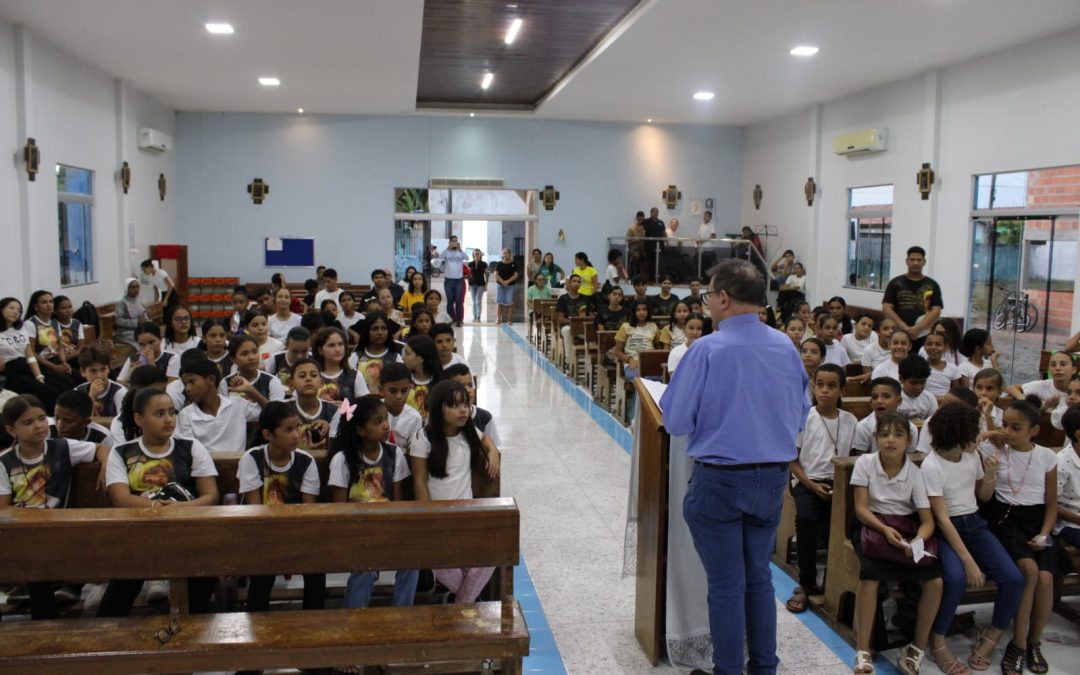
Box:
[470,112,476,117]
[504,18,523,45]
[507,3,518,7]
[790,45,819,57]
[693,91,715,101]
[205,22,234,35]
[481,72,494,90]
[647,118,653,123]
[297,108,304,114]
[258,77,280,87]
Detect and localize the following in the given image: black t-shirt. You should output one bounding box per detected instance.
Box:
[882,275,943,328]
[596,305,630,331]
[648,293,680,317]
[468,261,488,288]
[557,293,592,320]
[495,261,517,285]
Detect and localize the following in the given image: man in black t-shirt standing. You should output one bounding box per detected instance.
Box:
[882,246,943,350]
[641,206,666,281]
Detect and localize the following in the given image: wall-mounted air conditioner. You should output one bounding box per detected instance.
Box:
[137,127,172,153]
[832,128,887,155]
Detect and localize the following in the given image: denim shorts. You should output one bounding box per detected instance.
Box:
[496,284,514,305]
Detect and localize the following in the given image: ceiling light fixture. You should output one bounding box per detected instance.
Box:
[504,18,523,45]
[647,118,653,123]
[297,108,304,114]
[205,22,234,35]
[258,77,280,86]
[693,91,715,101]
[790,45,819,57]
[481,72,494,90]
[470,112,476,117]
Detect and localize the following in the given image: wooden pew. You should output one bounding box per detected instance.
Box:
[638,350,668,380]
[595,330,617,411]
[568,316,593,382]
[0,499,529,674]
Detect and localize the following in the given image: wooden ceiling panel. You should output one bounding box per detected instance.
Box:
[417,0,641,109]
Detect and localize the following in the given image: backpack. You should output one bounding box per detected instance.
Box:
[73,301,100,337]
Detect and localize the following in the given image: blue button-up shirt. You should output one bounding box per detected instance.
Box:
[659,312,809,465]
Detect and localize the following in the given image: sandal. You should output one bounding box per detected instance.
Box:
[854,649,875,674]
[897,643,924,675]
[1001,641,1025,675]
[1026,641,1049,674]
[968,628,998,671]
[786,587,809,613]
[931,644,972,675]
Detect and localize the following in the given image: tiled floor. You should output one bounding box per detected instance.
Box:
[461,325,851,674]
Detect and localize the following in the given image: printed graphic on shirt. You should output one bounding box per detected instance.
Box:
[356,355,391,393]
[263,472,290,505]
[350,464,388,502]
[34,321,60,359]
[406,385,430,418]
[125,455,176,497]
[8,463,53,508]
[58,323,79,352]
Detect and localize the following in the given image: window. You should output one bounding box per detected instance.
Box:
[57,165,94,286]
[846,184,893,290]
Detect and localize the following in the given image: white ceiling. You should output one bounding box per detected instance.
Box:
[2,0,1080,126]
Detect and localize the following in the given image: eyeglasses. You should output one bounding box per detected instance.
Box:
[173,316,191,322]
[156,616,181,645]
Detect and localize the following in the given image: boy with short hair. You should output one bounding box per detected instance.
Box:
[647,275,679,317]
[631,276,649,305]
[254,287,275,316]
[230,286,250,334]
[176,358,257,454]
[267,326,312,394]
[897,355,938,422]
[1055,405,1080,550]
[596,286,629,331]
[851,377,918,454]
[76,342,127,419]
[379,362,421,452]
[314,268,342,310]
[51,390,114,447]
[430,323,466,368]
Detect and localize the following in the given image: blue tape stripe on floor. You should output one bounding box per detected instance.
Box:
[503,326,633,454]
[517,554,568,674]
[770,563,902,675]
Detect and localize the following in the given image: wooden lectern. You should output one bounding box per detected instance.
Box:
[632,377,669,664]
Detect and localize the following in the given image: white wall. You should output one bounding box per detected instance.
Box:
[0,20,176,308]
[175,113,743,283]
[742,25,1080,328]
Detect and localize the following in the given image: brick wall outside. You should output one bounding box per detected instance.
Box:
[1026,165,1080,209]
[1026,288,1073,331]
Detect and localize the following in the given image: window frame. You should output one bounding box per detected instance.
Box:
[843,183,894,292]
[56,164,96,288]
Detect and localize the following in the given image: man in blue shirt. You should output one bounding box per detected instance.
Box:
[660,259,808,675]
[442,236,468,327]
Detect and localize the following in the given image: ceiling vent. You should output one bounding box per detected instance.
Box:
[429,178,505,189]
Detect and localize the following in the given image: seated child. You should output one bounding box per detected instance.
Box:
[851,411,942,675]
[199,318,233,378]
[596,286,629,331]
[443,363,501,448]
[871,329,912,382]
[657,301,691,349]
[852,377,918,454]
[410,381,500,603]
[229,286,249,334]
[916,387,980,454]
[817,314,851,367]
[898,355,938,423]
[431,323,466,368]
[76,342,127,419]
[117,322,179,384]
[801,337,826,398]
[1055,405,1080,548]
[97,387,220,617]
[425,289,452,324]
[312,327,368,403]
[221,335,287,415]
[922,331,963,394]
[241,402,325,612]
[958,328,998,383]
[110,365,170,444]
[1050,375,1080,431]
[330,395,418,614]
[266,326,312,396]
[379,362,421,452]
[243,310,284,371]
[286,358,340,451]
[1,395,110,619]
[51,389,114,447]
[351,311,404,393]
[786,364,856,613]
[860,316,897,372]
[337,291,364,337]
[973,368,1006,431]
[667,313,705,375]
[177,357,257,454]
[647,275,679,317]
[783,317,806,348]
[1005,351,1074,422]
[841,313,877,363]
[403,335,442,418]
[613,301,658,380]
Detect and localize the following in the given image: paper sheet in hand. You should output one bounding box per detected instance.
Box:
[640,379,668,413]
[911,536,935,563]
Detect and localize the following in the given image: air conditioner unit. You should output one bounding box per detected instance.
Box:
[832,128,887,155]
[137,127,172,153]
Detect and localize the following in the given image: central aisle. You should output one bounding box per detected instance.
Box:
[458,326,849,674]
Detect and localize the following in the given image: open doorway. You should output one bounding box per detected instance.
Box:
[394,188,537,325]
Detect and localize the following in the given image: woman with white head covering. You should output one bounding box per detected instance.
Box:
[114,277,149,347]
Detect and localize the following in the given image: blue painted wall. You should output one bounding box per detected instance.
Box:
[175,113,743,283]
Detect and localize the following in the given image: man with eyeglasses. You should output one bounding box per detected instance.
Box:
[661,259,808,675]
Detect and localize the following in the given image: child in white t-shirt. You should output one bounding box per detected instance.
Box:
[922,332,963,395]
[958,328,998,383]
[841,313,877,364]
[1005,351,1075,423]
[851,412,941,675]
[667,313,705,376]
[921,402,1024,675]
[853,378,918,454]
[1055,405,1080,550]
[858,316,898,381]
[871,329,912,383]
[786,365,856,613]
[977,400,1057,672]
[816,315,851,368]
[897,355,937,423]
[410,381,500,603]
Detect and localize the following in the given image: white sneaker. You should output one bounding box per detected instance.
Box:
[82,583,106,612]
[147,580,170,603]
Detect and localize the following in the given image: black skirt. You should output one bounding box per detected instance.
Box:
[853,525,942,582]
[981,498,1054,572]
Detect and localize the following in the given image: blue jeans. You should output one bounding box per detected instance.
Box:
[343,569,419,609]
[444,277,464,323]
[470,285,486,320]
[933,513,1024,635]
[684,461,788,675]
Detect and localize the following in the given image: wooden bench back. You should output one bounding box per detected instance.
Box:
[0,498,520,583]
[570,316,591,339]
[596,330,617,358]
[843,396,872,420]
[638,350,668,379]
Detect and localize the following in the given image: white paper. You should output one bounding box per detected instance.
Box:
[266,237,283,252]
[911,536,935,562]
[640,379,668,414]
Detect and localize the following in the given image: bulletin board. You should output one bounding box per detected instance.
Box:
[264,237,314,268]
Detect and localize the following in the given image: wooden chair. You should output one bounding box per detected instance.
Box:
[594,330,617,411]
[0,500,528,674]
[583,321,598,395]
[568,316,593,383]
[638,350,668,380]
